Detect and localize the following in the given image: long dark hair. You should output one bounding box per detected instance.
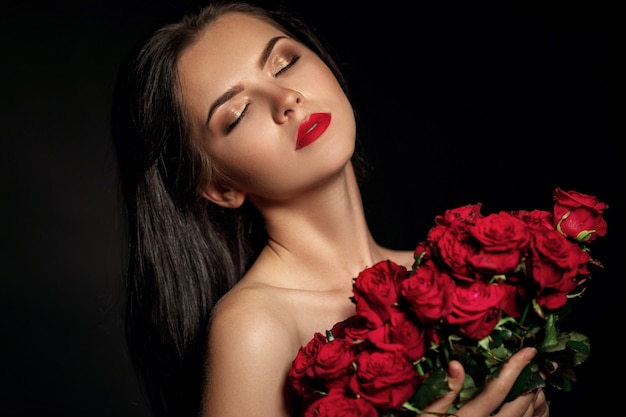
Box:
[111,1,358,416]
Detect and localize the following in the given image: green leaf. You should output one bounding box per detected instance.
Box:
[542,336,590,370]
[575,229,594,243]
[457,374,479,407]
[408,368,451,409]
[503,364,545,403]
[542,313,559,349]
[487,327,513,347]
[325,329,334,341]
[487,344,511,363]
[567,339,590,356]
[546,372,574,392]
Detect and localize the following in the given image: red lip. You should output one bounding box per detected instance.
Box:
[296,112,331,150]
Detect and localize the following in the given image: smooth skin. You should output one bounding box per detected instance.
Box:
[176,12,549,417]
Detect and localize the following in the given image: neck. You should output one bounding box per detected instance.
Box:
[251,164,384,289]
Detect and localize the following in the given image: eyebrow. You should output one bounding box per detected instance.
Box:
[206,36,287,125]
[259,36,286,68]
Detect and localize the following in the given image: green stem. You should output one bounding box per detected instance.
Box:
[542,313,558,349]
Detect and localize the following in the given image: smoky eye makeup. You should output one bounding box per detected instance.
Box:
[224,103,249,133]
[274,55,300,76]
[212,39,304,135]
[269,39,302,76]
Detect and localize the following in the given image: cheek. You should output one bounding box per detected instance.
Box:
[308,65,355,135]
[307,65,348,104]
[207,127,290,189]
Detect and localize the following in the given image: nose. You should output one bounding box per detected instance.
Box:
[270,85,303,123]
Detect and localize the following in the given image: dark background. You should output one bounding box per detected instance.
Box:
[2,1,621,416]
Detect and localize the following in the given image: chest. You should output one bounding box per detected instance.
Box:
[289,290,357,347]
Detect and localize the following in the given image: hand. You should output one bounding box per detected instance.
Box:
[421,347,549,417]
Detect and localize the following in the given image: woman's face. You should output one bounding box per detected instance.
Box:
[177,12,356,204]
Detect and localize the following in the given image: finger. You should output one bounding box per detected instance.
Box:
[419,360,465,417]
[496,388,549,417]
[493,390,538,417]
[532,389,549,417]
[455,347,538,417]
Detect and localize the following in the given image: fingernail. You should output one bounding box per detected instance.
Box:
[523,347,537,361]
[448,362,460,378]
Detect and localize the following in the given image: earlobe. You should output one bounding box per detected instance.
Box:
[201,183,246,208]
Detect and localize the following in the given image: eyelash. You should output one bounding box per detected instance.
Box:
[275,54,300,76]
[225,103,248,133]
[225,54,301,133]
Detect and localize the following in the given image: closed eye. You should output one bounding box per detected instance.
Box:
[224,55,298,133]
[226,103,249,133]
[275,55,300,77]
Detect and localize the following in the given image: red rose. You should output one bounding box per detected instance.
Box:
[468,211,531,276]
[367,311,429,363]
[307,337,356,388]
[529,227,591,309]
[303,388,378,417]
[432,227,478,281]
[471,211,531,251]
[412,241,432,265]
[352,260,407,328]
[512,209,554,230]
[330,315,370,344]
[497,281,523,318]
[401,258,455,324]
[290,332,328,398]
[349,349,421,410]
[435,203,483,228]
[446,281,505,340]
[553,188,608,242]
[290,189,606,416]
[388,312,429,363]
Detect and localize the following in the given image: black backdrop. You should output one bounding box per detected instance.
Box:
[2,1,622,416]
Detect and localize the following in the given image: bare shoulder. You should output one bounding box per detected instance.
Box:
[202,284,301,417]
[378,247,415,269]
[208,283,298,354]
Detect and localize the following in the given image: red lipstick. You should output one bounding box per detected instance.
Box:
[296,112,331,150]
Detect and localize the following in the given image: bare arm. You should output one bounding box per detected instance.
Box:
[201,294,301,417]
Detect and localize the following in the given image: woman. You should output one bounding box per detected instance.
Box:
[112,1,550,416]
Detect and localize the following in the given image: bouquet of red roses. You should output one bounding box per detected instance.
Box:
[289,188,607,416]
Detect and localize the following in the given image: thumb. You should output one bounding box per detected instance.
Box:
[419,360,465,417]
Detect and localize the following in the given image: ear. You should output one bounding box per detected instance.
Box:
[201,182,246,209]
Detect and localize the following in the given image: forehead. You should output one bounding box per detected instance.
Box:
[192,11,287,54]
[178,13,284,79]
[177,12,288,96]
